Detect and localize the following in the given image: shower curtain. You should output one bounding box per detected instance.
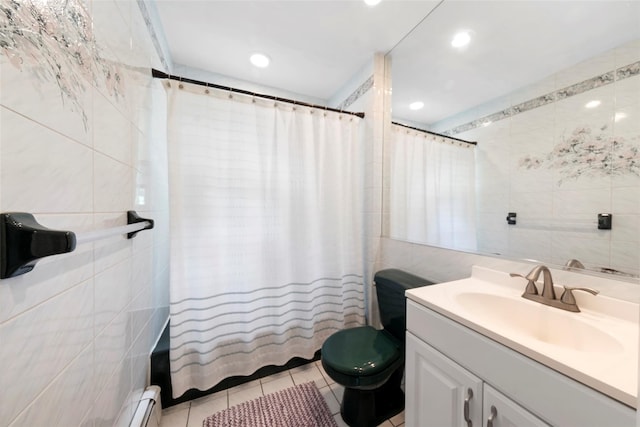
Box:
[389,125,477,251]
[165,82,366,397]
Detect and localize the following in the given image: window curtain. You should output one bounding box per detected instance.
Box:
[165,82,366,397]
[389,125,477,251]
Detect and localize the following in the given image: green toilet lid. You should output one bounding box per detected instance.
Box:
[322,326,401,376]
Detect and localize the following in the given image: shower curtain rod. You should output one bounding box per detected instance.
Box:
[392,121,477,146]
[151,69,365,118]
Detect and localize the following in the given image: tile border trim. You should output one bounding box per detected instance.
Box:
[444,60,640,136]
[338,75,374,110]
[136,0,170,71]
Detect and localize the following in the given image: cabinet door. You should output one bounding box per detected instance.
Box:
[406,332,483,427]
[483,384,550,427]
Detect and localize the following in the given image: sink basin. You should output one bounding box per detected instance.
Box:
[406,265,639,407]
[455,292,625,353]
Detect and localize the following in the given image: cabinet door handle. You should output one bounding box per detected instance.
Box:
[486,405,498,427]
[463,388,473,427]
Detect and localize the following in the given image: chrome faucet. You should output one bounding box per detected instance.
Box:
[564,258,585,270]
[510,265,599,312]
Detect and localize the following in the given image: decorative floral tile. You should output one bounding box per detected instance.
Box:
[0,0,125,130]
[518,124,640,185]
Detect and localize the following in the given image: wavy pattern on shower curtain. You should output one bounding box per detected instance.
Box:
[165,82,366,397]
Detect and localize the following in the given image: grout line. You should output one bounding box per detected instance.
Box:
[287,368,294,386]
[185,402,193,427]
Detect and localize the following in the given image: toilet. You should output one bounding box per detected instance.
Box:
[321,269,435,427]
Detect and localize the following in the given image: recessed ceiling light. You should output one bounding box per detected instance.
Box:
[451,31,471,48]
[364,0,382,6]
[585,100,601,109]
[409,101,424,110]
[250,53,270,68]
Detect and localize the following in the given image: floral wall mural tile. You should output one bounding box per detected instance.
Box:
[0,0,124,129]
[519,124,640,185]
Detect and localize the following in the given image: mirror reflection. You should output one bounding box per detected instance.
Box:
[385,1,640,278]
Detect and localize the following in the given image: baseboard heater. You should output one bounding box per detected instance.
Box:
[130,386,162,427]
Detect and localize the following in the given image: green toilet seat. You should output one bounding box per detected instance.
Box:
[321,326,403,388]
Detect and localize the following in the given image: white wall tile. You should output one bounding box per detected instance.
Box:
[8,345,95,427]
[91,357,133,427]
[0,2,169,426]
[614,39,640,67]
[93,212,133,274]
[0,56,92,146]
[0,279,93,425]
[94,153,133,213]
[554,48,616,89]
[613,75,640,110]
[94,308,131,396]
[552,188,611,216]
[94,258,133,336]
[93,91,133,165]
[611,212,640,242]
[0,107,94,213]
[550,233,611,267]
[610,240,640,273]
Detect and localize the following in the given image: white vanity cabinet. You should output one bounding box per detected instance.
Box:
[406,332,549,427]
[482,384,549,427]
[405,299,636,427]
[405,332,483,427]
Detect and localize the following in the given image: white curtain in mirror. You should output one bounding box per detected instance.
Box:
[389,125,477,251]
[166,82,366,397]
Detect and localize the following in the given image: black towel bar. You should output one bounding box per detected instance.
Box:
[0,210,154,279]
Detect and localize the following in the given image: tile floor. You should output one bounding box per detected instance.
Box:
[159,360,405,427]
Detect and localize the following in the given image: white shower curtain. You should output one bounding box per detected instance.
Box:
[389,125,477,251]
[165,82,366,397]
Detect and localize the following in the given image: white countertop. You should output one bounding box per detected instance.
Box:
[406,266,639,408]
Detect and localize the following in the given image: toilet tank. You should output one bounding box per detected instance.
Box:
[374,269,435,342]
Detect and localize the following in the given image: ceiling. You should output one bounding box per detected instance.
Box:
[154,0,440,102]
[154,1,640,121]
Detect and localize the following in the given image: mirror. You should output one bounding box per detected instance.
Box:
[384,1,640,279]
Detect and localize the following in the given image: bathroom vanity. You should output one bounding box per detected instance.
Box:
[404,266,638,427]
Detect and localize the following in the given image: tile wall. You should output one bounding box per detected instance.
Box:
[337,53,386,324]
[435,40,640,276]
[0,0,170,426]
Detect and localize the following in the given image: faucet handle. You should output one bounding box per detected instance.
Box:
[560,286,599,305]
[510,273,538,295]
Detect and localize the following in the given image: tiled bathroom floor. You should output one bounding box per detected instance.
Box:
[159,360,405,427]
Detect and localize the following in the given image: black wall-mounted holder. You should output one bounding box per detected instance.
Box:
[506,212,517,225]
[1,210,154,279]
[597,213,612,230]
[127,210,155,238]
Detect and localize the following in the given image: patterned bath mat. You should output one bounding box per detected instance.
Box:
[203,381,338,427]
